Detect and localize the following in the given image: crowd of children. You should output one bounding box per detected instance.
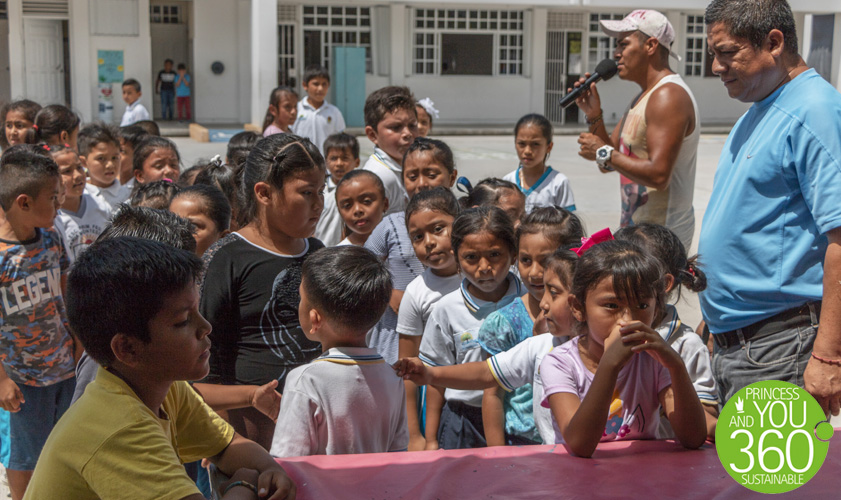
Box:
[0,71,719,499]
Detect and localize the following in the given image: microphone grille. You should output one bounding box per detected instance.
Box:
[595,59,618,80]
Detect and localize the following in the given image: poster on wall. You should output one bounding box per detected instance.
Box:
[97,50,124,83]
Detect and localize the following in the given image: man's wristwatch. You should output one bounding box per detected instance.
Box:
[596,145,615,169]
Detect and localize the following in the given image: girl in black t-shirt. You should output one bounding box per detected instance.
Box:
[200,133,326,448]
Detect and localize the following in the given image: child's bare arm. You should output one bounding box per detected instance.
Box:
[482,387,506,446]
[192,381,282,421]
[395,357,497,389]
[424,385,445,450]
[210,433,295,499]
[621,322,707,450]
[399,335,425,451]
[703,404,718,441]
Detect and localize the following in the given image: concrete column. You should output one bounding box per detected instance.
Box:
[250,0,278,127]
[529,8,548,115]
[389,5,406,85]
[68,0,92,120]
[7,0,24,99]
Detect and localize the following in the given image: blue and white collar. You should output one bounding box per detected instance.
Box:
[460,272,523,316]
[657,305,682,342]
[313,347,385,365]
[514,165,553,196]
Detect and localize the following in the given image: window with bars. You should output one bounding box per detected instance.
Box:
[150,4,182,24]
[587,13,623,73]
[412,9,526,76]
[685,15,714,77]
[0,2,7,20]
[303,5,373,74]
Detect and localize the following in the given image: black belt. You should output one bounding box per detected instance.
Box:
[713,302,821,350]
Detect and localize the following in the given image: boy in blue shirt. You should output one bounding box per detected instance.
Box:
[176,63,192,122]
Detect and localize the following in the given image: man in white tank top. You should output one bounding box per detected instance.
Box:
[575,10,700,250]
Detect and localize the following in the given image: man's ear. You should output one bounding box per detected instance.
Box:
[364,125,378,145]
[111,333,142,367]
[569,295,586,323]
[766,29,785,58]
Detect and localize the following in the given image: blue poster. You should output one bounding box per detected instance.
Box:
[97,50,124,83]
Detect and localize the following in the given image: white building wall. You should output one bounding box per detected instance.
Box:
[69,0,153,123]
[0,20,11,103]
[193,0,253,124]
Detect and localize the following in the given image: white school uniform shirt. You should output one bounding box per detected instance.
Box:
[396,268,462,338]
[54,193,113,263]
[313,190,344,247]
[419,274,523,407]
[503,166,576,213]
[487,333,569,445]
[269,347,409,457]
[656,305,718,438]
[336,237,354,246]
[120,101,150,126]
[362,148,407,215]
[291,97,346,155]
[85,182,130,212]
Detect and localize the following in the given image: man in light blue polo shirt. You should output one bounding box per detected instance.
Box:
[699,0,841,416]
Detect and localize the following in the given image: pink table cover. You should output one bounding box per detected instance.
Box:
[277,434,841,499]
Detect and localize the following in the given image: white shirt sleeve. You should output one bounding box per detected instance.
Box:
[270,387,322,457]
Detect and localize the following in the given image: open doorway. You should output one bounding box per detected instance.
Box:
[150,0,192,121]
[545,30,583,125]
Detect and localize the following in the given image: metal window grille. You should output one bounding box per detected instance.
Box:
[0,2,7,20]
[685,14,709,77]
[412,9,525,76]
[278,24,296,87]
[587,13,623,73]
[150,4,182,24]
[22,0,69,16]
[303,5,372,73]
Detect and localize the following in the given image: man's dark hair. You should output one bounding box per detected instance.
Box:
[97,205,196,253]
[0,145,59,211]
[66,237,203,367]
[323,132,360,160]
[705,0,798,55]
[301,246,393,334]
[78,122,121,156]
[303,65,330,85]
[122,78,142,92]
[364,86,416,129]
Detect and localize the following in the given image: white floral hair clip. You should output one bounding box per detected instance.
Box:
[417,97,440,120]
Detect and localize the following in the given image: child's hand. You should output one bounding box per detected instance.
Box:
[600,325,638,371]
[408,434,426,452]
[620,321,681,369]
[0,378,24,412]
[251,380,282,422]
[393,358,431,386]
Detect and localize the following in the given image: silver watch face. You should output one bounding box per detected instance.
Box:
[597,148,609,160]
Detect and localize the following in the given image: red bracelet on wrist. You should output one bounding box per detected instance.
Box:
[811,352,841,365]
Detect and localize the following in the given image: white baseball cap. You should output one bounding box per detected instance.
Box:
[600,10,682,61]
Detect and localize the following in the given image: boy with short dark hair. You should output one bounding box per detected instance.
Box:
[362,86,418,215]
[291,65,345,155]
[118,124,150,190]
[176,63,192,122]
[78,122,130,208]
[25,237,296,499]
[0,146,76,500]
[120,79,150,126]
[270,246,408,457]
[313,132,361,246]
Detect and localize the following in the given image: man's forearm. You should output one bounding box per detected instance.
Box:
[813,231,841,357]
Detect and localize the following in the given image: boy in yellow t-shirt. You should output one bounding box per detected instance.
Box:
[24,238,296,500]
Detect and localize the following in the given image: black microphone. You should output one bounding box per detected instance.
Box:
[558,59,619,109]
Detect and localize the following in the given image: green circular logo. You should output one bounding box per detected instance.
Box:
[716,381,833,493]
